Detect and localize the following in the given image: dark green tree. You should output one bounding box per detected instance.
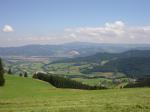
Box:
[24,72,28,77]
[0,58,5,86]
[19,73,23,77]
[8,68,12,74]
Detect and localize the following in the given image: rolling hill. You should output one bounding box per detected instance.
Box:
[0,75,150,112]
[53,50,150,79]
[53,50,150,63]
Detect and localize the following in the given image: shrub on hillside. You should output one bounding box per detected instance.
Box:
[19,73,23,77]
[24,72,28,77]
[8,68,12,74]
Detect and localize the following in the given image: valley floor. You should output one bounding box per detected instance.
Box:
[0,75,150,112]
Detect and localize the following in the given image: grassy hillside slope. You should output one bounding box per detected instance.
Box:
[0,75,150,112]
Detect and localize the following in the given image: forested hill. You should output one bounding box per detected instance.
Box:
[53,50,150,79]
[52,50,150,63]
[81,57,150,78]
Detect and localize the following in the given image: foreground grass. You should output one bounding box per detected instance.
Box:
[0,75,150,112]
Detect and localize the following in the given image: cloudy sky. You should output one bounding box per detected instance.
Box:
[0,0,150,47]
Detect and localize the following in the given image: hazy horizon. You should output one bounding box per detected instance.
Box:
[0,0,150,47]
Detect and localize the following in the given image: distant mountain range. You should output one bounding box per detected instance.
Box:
[0,42,150,57]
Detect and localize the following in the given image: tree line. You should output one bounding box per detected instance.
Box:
[33,72,106,90]
[124,77,150,88]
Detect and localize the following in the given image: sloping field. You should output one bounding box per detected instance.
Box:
[0,75,150,112]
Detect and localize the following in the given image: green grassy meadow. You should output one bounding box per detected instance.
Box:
[0,75,150,112]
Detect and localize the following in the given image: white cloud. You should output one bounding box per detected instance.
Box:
[1,21,150,47]
[2,25,14,32]
[64,21,150,43]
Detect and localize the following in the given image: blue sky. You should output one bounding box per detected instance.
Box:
[0,0,150,46]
